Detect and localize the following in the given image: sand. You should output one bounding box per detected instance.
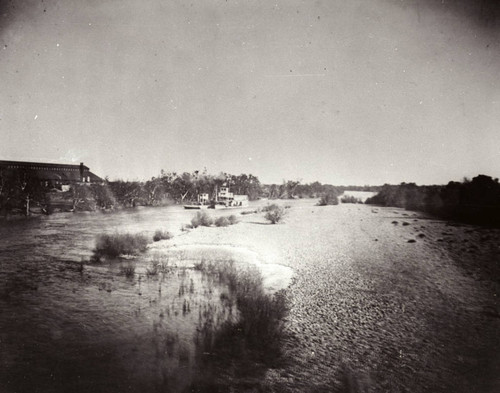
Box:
[152,201,500,392]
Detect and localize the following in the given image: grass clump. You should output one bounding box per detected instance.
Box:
[153,229,172,242]
[264,204,286,224]
[120,264,135,278]
[93,232,149,260]
[191,211,213,228]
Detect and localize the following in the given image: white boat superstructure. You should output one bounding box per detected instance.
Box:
[215,186,249,208]
[183,184,249,209]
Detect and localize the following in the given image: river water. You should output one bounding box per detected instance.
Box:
[0,205,261,393]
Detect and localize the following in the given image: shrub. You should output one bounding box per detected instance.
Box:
[264,204,286,224]
[191,211,213,228]
[261,204,273,212]
[153,229,172,242]
[93,232,149,259]
[227,215,239,225]
[318,192,339,206]
[214,216,230,227]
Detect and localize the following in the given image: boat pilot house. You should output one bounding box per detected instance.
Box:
[217,186,249,207]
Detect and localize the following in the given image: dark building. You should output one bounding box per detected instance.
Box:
[0,160,103,190]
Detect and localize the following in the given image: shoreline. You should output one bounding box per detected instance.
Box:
[152,202,499,392]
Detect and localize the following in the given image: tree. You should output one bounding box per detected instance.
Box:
[0,169,46,215]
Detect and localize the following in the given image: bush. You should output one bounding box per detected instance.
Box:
[153,229,172,242]
[264,204,286,224]
[318,192,339,206]
[261,204,273,212]
[191,211,213,228]
[228,215,239,225]
[214,216,230,227]
[93,232,149,259]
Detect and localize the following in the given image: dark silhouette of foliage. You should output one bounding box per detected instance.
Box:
[0,168,48,216]
[366,175,500,226]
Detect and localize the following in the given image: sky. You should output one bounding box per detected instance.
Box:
[1,0,499,185]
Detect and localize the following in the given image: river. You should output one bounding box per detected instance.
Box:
[0,204,263,393]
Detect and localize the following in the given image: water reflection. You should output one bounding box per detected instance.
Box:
[0,205,288,393]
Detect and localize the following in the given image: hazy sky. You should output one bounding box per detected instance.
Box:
[1,0,499,185]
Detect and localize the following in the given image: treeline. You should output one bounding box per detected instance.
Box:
[261,181,379,199]
[107,170,263,207]
[107,175,372,206]
[2,166,375,215]
[366,175,500,226]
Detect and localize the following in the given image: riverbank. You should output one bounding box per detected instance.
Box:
[158,202,499,392]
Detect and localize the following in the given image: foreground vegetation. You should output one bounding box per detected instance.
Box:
[189,212,239,228]
[263,204,287,224]
[366,175,500,226]
[92,232,150,260]
[190,259,289,390]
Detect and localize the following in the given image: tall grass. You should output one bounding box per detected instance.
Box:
[119,264,135,278]
[190,259,289,389]
[93,232,149,260]
[146,254,175,276]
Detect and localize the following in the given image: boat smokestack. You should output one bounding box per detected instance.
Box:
[80,162,84,181]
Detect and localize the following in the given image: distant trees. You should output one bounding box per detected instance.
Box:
[107,170,263,208]
[260,181,378,200]
[230,174,262,201]
[366,175,500,226]
[108,181,142,207]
